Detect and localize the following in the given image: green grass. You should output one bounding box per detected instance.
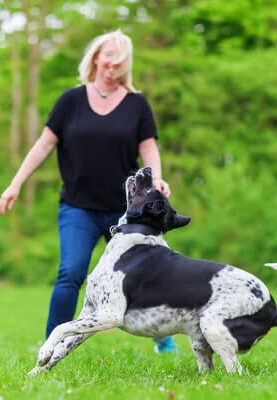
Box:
[1,285,277,400]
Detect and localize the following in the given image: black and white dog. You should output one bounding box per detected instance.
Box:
[28,167,277,376]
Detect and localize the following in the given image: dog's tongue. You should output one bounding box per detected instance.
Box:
[128,178,136,194]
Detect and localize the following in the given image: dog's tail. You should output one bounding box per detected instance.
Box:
[264,263,277,271]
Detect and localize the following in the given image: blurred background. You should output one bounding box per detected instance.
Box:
[1,0,277,286]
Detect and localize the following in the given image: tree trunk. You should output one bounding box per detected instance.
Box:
[22,0,43,210]
[10,43,22,169]
[9,40,22,262]
[24,46,40,210]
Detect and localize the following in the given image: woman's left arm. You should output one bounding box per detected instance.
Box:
[138,138,171,197]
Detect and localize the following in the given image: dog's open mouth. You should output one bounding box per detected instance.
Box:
[127,176,136,197]
[126,168,153,203]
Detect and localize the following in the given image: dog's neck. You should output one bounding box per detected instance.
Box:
[111,223,161,237]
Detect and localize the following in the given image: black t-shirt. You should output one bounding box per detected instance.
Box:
[46,85,158,212]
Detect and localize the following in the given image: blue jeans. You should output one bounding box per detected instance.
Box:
[46,201,123,338]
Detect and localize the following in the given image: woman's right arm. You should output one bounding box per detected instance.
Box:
[0,126,58,215]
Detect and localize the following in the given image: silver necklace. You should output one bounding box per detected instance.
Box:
[93,83,119,99]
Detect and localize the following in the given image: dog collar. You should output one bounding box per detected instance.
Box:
[110,224,161,237]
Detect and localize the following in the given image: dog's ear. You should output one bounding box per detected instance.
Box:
[171,213,191,229]
[163,211,191,232]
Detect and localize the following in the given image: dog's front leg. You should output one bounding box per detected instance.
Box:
[28,333,92,376]
[37,310,123,368]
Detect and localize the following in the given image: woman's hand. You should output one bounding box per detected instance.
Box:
[0,184,21,215]
[0,127,58,216]
[138,138,171,198]
[153,178,171,198]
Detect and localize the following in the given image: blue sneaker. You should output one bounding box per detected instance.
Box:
[153,336,179,354]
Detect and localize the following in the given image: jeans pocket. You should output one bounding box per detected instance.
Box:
[58,201,72,220]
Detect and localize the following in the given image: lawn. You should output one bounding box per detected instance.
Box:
[1,285,277,400]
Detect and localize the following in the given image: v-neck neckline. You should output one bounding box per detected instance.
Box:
[84,84,129,117]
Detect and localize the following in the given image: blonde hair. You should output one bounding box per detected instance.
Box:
[78,29,138,93]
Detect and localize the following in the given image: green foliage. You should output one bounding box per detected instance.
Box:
[1,0,277,284]
[171,0,277,52]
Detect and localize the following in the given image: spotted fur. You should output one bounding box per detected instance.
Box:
[28,167,277,376]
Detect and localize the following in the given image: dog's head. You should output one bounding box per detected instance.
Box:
[125,167,191,233]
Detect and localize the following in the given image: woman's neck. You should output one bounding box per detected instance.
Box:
[93,76,120,93]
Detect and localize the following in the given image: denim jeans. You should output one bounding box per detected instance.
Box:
[46,201,123,338]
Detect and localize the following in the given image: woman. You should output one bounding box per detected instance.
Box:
[0,30,178,353]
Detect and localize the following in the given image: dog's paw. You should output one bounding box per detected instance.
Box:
[27,364,51,377]
[27,366,40,377]
[38,345,54,367]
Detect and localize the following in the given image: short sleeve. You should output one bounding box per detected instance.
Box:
[137,95,158,143]
[45,89,72,140]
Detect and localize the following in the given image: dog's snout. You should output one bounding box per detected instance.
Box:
[136,167,152,178]
[143,167,152,176]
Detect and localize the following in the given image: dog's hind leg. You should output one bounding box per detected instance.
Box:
[200,315,242,375]
[189,335,214,373]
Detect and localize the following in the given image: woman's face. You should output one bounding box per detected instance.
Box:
[94,39,125,83]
